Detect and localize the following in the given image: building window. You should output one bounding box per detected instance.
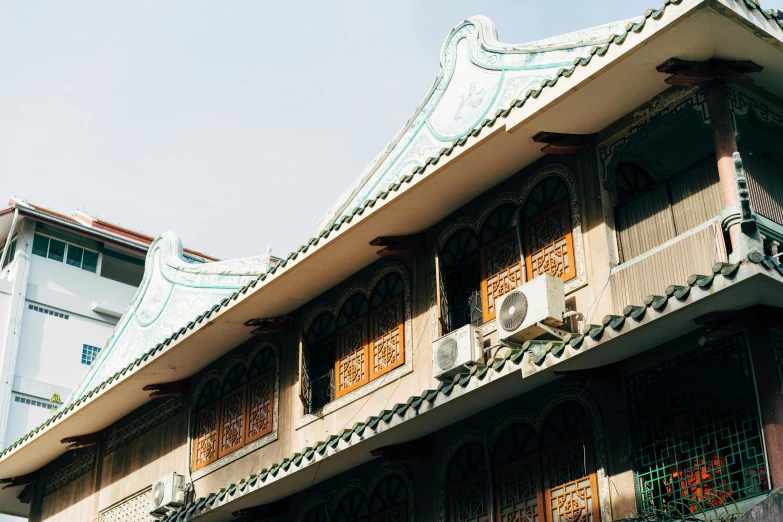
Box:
[1,238,17,269]
[28,304,69,320]
[626,334,768,517]
[192,346,276,472]
[32,233,99,273]
[301,270,405,412]
[436,177,577,335]
[522,177,575,282]
[330,474,409,522]
[445,402,599,522]
[14,395,57,410]
[81,344,101,365]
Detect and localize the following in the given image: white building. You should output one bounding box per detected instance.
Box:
[0,198,239,521]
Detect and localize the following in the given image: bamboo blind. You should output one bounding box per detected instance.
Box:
[610,223,727,313]
[743,151,783,225]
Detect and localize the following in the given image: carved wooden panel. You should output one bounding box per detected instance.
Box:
[193,400,220,470]
[542,438,599,522]
[448,476,490,522]
[246,372,273,443]
[370,295,404,380]
[480,230,522,321]
[218,387,246,458]
[335,317,369,397]
[524,200,575,282]
[495,457,544,522]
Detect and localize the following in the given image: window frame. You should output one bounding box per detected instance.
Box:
[31,232,102,275]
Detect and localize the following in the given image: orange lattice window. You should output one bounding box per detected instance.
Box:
[335,316,369,397]
[246,371,274,443]
[193,399,219,471]
[480,230,523,322]
[369,272,405,381]
[218,387,246,458]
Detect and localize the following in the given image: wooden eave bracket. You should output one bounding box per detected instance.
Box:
[694,305,783,342]
[60,430,103,451]
[656,58,763,86]
[370,233,425,256]
[0,471,38,490]
[143,378,191,399]
[17,483,34,504]
[532,132,592,154]
[370,435,431,466]
[244,315,294,336]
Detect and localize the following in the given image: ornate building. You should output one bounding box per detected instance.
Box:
[1,1,783,521]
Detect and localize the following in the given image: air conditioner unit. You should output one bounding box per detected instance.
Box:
[149,473,187,516]
[496,273,566,344]
[432,324,483,380]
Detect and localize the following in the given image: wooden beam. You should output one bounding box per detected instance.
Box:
[370,435,431,465]
[244,315,293,336]
[17,483,33,504]
[532,132,592,154]
[0,472,37,490]
[369,233,425,256]
[142,378,190,399]
[60,431,103,451]
[656,58,763,86]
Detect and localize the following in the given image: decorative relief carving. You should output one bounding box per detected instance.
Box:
[105,396,183,454]
[100,489,154,522]
[44,449,95,497]
[525,200,575,281]
[430,165,585,338]
[247,372,273,442]
[481,232,522,321]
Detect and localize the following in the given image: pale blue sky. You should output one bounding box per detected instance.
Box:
[2,1,781,260]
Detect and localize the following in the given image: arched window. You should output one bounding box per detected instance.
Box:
[370,474,409,521]
[492,423,541,522]
[303,505,329,522]
[336,293,371,397]
[369,273,405,381]
[334,490,369,522]
[615,162,655,205]
[192,344,278,472]
[445,403,599,522]
[447,441,490,522]
[219,364,248,458]
[247,350,275,443]
[193,379,221,470]
[521,177,575,282]
[305,312,337,411]
[540,402,598,522]
[479,204,521,322]
[440,228,481,332]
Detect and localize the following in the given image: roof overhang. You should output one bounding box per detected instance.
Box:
[1,0,783,510]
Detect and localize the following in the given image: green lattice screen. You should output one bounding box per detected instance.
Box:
[626,334,768,517]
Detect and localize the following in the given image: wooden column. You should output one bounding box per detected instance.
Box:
[705,81,741,250]
[747,326,783,489]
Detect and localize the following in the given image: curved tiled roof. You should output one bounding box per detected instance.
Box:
[2,0,783,487]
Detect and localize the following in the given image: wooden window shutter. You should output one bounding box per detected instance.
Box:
[335,316,369,398]
[494,455,544,522]
[217,387,246,458]
[434,248,450,335]
[246,371,274,443]
[193,400,220,471]
[480,230,523,321]
[524,199,576,282]
[298,329,312,413]
[369,294,404,380]
[542,437,600,522]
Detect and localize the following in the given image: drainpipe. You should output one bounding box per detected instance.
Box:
[0,209,19,269]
